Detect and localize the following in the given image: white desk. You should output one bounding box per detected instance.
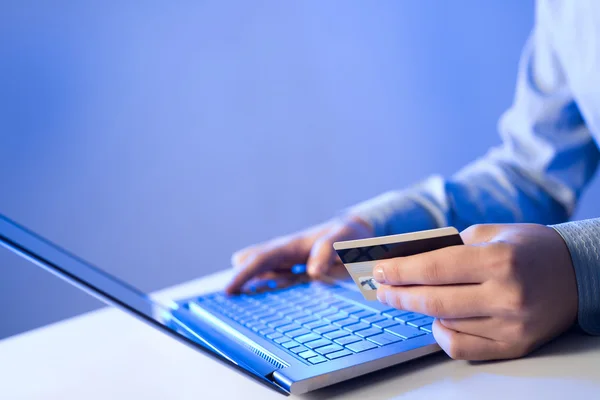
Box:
[2,270,600,400]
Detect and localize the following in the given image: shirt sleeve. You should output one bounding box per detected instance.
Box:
[551,218,600,335]
[344,7,600,237]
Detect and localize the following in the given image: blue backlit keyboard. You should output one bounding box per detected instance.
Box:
[195,282,433,365]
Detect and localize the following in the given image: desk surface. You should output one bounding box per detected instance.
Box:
[2,270,600,400]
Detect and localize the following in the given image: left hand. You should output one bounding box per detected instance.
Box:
[373,223,579,361]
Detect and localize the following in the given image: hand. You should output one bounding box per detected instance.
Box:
[225,215,373,294]
[373,223,578,361]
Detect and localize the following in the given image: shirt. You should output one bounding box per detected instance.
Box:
[345,0,600,335]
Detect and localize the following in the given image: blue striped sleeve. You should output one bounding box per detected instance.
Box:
[551,218,600,335]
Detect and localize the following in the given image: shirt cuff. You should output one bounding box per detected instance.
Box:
[551,219,600,335]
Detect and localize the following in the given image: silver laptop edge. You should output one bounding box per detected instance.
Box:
[0,213,441,395]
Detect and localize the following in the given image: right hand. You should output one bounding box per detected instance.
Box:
[225,215,374,294]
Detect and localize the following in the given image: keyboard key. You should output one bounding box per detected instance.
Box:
[359,302,394,314]
[298,350,318,359]
[241,305,263,313]
[325,349,353,360]
[277,307,299,316]
[282,340,300,349]
[333,317,360,328]
[314,308,338,318]
[251,324,268,332]
[305,303,330,313]
[340,305,364,314]
[304,320,328,330]
[383,309,408,319]
[361,315,387,324]
[266,332,283,340]
[323,312,349,323]
[289,345,309,354]
[260,315,284,325]
[295,333,321,344]
[276,323,302,333]
[286,311,310,320]
[346,340,378,353]
[305,339,333,349]
[268,319,293,329]
[259,298,281,307]
[270,302,293,312]
[323,330,350,340]
[274,336,292,344]
[277,289,302,298]
[305,297,326,306]
[334,335,362,346]
[408,316,435,328]
[385,324,425,339]
[355,327,383,338]
[307,355,328,364]
[295,315,318,325]
[315,344,344,355]
[367,333,404,346]
[259,328,275,336]
[420,324,433,333]
[344,322,370,333]
[246,320,262,328]
[285,328,311,338]
[313,325,338,335]
[395,312,425,324]
[350,310,375,319]
[326,299,348,308]
[334,301,359,310]
[253,311,274,320]
[294,298,316,307]
[372,319,399,329]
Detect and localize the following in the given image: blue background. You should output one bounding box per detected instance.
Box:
[1,1,598,339]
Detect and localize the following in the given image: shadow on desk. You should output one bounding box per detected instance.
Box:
[523,330,600,357]
[302,332,600,400]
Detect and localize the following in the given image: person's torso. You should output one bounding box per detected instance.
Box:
[542,0,600,140]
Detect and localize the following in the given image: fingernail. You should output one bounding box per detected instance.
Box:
[373,265,385,282]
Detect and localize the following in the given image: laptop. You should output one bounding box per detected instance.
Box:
[0,213,440,395]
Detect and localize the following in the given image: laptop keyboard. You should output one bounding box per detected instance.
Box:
[195,282,433,365]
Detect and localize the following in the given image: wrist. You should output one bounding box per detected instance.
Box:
[345,214,375,237]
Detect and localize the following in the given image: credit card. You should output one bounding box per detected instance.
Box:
[332,227,463,300]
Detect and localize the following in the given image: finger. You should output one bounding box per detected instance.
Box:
[306,221,360,277]
[231,247,256,268]
[438,317,500,341]
[377,284,489,318]
[373,244,490,286]
[432,319,511,360]
[225,237,308,294]
[439,317,531,343]
[306,235,338,277]
[231,233,297,268]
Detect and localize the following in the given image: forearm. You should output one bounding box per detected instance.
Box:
[442,149,577,230]
[346,160,573,237]
[344,176,445,236]
[552,218,600,335]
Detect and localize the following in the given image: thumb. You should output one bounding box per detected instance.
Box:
[306,235,337,278]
